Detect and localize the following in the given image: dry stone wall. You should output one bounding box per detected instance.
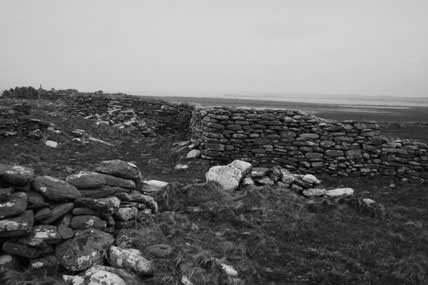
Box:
[191,107,428,178]
[2,88,193,135]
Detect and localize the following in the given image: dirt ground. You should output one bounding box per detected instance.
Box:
[1,98,428,284]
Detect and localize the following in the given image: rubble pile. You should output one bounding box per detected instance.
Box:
[0,160,160,283]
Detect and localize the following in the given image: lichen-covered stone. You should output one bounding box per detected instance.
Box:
[0,192,27,219]
[56,229,114,272]
[109,246,153,276]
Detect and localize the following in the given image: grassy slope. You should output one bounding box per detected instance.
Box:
[1,98,428,284]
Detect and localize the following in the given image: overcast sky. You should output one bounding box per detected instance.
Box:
[1,0,427,98]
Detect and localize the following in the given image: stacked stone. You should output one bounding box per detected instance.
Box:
[0,160,157,279]
[191,107,428,178]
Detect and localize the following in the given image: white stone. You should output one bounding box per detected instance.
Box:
[186,149,201,159]
[116,207,138,221]
[325,188,354,198]
[62,275,85,285]
[228,160,252,176]
[109,246,153,275]
[302,188,327,197]
[181,275,194,285]
[175,164,189,170]
[206,165,242,191]
[362,198,376,205]
[220,263,238,277]
[302,174,321,185]
[45,140,58,148]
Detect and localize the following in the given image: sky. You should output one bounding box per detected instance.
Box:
[1,0,428,98]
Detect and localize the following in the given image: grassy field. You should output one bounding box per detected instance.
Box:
[1,97,428,284]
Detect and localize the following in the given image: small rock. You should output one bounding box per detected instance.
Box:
[45,140,58,148]
[325,188,354,198]
[219,263,238,277]
[30,255,58,270]
[251,167,269,178]
[0,254,19,271]
[228,160,252,176]
[241,177,255,186]
[186,149,201,159]
[175,163,189,170]
[302,188,327,197]
[145,244,173,258]
[302,174,321,185]
[109,246,154,276]
[115,207,138,221]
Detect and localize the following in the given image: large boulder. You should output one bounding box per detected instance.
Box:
[95,160,142,184]
[0,164,34,186]
[205,165,243,191]
[56,229,114,272]
[0,210,33,237]
[0,192,27,219]
[33,176,81,202]
[109,246,153,276]
[66,171,136,189]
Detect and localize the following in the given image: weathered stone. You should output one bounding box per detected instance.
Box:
[71,215,107,230]
[116,191,158,212]
[79,186,131,198]
[30,255,58,270]
[325,188,354,198]
[33,176,81,202]
[228,160,252,176]
[56,229,114,272]
[40,203,74,224]
[35,207,52,221]
[95,160,142,184]
[0,164,34,186]
[0,192,27,219]
[0,210,33,237]
[75,196,121,214]
[142,180,168,193]
[109,246,154,276]
[0,254,19,271]
[27,191,48,209]
[19,225,60,246]
[206,165,242,191]
[115,207,138,221]
[186,149,201,159]
[66,171,136,190]
[145,244,173,258]
[302,174,321,185]
[2,240,53,258]
[302,188,327,197]
[251,167,270,178]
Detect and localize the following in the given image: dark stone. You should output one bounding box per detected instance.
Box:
[70,215,107,230]
[40,203,74,224]
[2,240,53,258]
[33,176,81,202]
[27,191,48,209]
[0,164,34,186]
